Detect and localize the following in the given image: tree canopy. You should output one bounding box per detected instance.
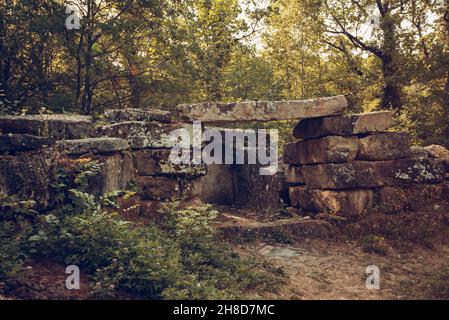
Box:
[1,0,448,145]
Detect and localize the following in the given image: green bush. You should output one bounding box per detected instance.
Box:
[22,192,284,299]
[1,160,286,299]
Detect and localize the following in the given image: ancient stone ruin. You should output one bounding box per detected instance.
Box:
[285,111,449,217]
[1,96,449,228]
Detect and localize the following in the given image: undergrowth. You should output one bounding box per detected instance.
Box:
[0,160,286,299]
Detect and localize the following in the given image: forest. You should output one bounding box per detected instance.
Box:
[2,0,449,303]
[1,0,448,146]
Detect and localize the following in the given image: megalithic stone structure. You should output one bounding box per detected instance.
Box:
[176,95,348,123]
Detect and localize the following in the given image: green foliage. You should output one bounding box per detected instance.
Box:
[23,199,285,299]
[0,192,38,221]
[0,227,27,293]
[0,160,286,299]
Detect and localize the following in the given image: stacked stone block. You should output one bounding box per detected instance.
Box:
[286,111,448,217]
[56,137,134,196]
[0,114,136,205]
[98,108,207,202]
[0,114,94,207]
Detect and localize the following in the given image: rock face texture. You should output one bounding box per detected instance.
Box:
[284,136,359,165]
[0,134,55,153]
[0,149,55,207]
[0,115,94,139]
[425,144,449,172]
[300,159,444,189]
[104,108,172,123]
[289,187,374,217]
[293,111,393,140]
[357,132,411,160]
[177,95,348,123]
[56,138,130,155]
[97,121,188,149]
[133,149,207,177]
[85,152,135,196]
[232,164,286,214]
[96,109,206,205]
[196,164,235,205]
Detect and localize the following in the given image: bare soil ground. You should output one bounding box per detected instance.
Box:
[215,206,449,300]
[3,206,449,300]
[238,240,449,300]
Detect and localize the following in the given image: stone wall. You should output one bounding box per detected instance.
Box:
[285,111,449,217]
[2,96,449,222]
[0,111,206,217]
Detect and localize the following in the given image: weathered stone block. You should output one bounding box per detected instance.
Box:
[284,136,358,164]
[293,111,393,139]
[177,96,348,123]
[301,159,444,189]
[301,162,383,189]
[376,184,449,214]
[357,132,411,160]
[232,164,286,214]
[196,164,235,205]
[0,115,94,140]
[133,149,207,177]
[0,134,55,153]
[104,108,171,123]
[425,144,449,172]
[56,138,129,156]
[375,158,445,186]
[84,152,135,195]
[286,166,305,184]
[137,176,181,200]
[0,150,55,206]
[410,146,430,160]
[289,187,374,216]
[98,121,189,149]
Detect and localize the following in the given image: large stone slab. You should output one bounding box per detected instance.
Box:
[56,138,130,155]
[59,152,135,196]
[137,176,198,200]
[301,161,383,189]
[425,145,449,172]
[0,114,94,140]
[196,164,235,205]
[0,150,55,207]
[376,158,445,186]
[301,159,444,189]
[0,134,55,153]
[177,96,348,123]
[293,111,393,139]
[289,187,374,216]
[232,164,286,214]
[98,121,189,149]
[86,153,135,195]
[133,149,207,177]
[410,146,430,160]
[284,136,358,165]
[357,132,411,161]
[286,166,305,185]
[104,108,172,123]
[376,184,449,214]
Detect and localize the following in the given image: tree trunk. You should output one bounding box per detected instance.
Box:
[124,49,142,109]
[380,54,402,110]
[82,0,94,117]
[442,2,449,141]
[379,13,402,110]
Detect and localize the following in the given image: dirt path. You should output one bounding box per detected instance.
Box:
[238,239,449,300]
